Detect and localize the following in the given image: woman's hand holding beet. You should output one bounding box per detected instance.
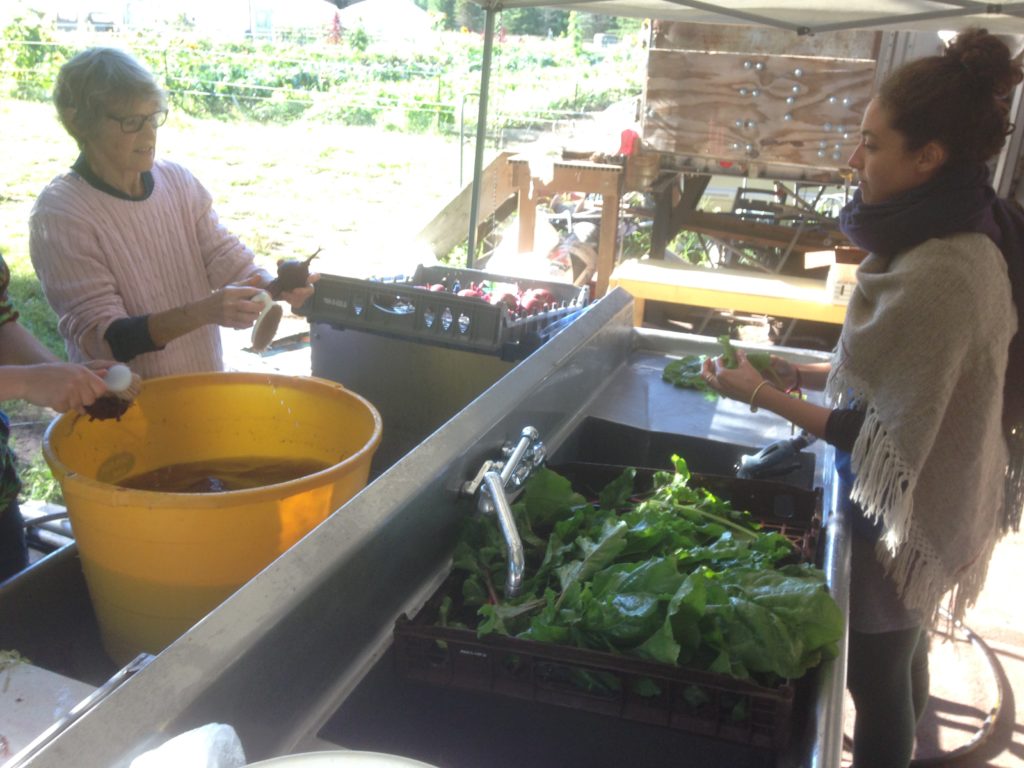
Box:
[19,363,109,414]
[266,249,320,303]
[278,272,319,313]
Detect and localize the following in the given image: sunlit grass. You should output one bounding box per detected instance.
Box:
[0,95,478,499]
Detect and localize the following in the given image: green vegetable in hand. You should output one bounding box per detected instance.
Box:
[717,334,739,368]
[661,355,716,398]
[663,336,783,394]
[717,334,777,379]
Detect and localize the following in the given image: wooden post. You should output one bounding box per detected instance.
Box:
[508,156,624,297]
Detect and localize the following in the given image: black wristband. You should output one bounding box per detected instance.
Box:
[104,315,163,361]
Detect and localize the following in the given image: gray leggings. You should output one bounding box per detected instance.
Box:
[847,624,931,768]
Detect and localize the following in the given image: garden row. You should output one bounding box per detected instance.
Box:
[0,15,645,133]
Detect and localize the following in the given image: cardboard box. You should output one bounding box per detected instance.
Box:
[827,261,858,304]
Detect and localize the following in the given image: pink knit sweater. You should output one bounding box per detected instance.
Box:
[29,159,270,379]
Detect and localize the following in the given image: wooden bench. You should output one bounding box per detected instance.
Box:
[609,258,848,329]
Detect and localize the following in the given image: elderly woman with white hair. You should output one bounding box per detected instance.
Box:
[29,47,314,379]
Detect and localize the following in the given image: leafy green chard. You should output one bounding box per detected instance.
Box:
[662,335,781,393]
[448,456,843,686]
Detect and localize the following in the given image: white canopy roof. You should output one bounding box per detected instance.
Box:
[471,0,1024,35]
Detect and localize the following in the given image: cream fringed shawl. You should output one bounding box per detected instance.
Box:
[826,233,1016,623]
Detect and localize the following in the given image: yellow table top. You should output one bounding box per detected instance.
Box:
[609,259,848,325]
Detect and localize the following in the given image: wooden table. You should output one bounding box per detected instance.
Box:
[509,156,623,297]
[610,257,848,329]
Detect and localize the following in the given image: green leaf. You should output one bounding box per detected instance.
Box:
[636,570,707,665]
[717,334,738,368]
[522,467,587,528]
[747,350,773,372]
[661,354,716,398]
[597,467,636,511]
[477,596,547,637]
[555,518,629,593]
[702,566,844,679]
[580,558,685,648]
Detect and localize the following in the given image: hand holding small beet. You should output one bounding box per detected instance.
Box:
[19,362,109,415]
[267,248,320,299]
[277,272,318,314]
[265,247,320,313]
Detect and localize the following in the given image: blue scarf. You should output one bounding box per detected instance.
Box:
[840,163,1024,531]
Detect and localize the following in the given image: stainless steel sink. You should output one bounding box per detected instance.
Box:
[3,291,848,768]
[550,416,816,489]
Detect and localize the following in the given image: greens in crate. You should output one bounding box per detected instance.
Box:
[662,335,783,395]
[446,456,842,686]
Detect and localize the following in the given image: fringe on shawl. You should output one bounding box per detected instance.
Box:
[847,402,917,546]
[877,520,998,625]
[826,371,996,624]
[1005,424,1024,533]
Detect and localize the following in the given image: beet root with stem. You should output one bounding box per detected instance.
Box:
[267,247,320,299]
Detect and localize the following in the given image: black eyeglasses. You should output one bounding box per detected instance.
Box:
[106,109,168,134]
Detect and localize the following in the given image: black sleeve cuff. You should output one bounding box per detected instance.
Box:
[104,316,163,361]
[825,408,866,453]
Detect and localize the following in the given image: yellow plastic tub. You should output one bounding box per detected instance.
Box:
[43,372,382,665]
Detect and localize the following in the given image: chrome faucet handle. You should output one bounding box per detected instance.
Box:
[460,458,501,498]
[500,426,545,492]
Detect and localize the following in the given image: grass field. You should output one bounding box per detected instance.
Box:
[0,96,480,498]
[0,97,472,299]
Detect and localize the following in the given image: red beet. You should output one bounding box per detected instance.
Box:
[489,291,519,310]
[519,288,558,313]
[84,394,133,421]
[267,248,320,299]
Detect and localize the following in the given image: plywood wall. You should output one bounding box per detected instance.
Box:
[651,21,881,60]
[643,22,881,178]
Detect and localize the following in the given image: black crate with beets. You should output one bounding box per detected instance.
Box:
[307,265,590,360]
[394,464,826,752]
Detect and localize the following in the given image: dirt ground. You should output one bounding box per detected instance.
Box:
[5,402,56,473]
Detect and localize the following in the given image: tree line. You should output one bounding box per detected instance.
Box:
[409,2,642,38]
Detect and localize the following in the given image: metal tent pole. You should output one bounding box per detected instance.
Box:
[466,6,497,268]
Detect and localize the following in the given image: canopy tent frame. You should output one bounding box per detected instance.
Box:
[464,1,1024,263]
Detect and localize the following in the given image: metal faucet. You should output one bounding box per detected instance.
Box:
[460,426,545,597]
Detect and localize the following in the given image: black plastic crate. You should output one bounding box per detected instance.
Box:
[308,265,589,360]
[394,465,823,751]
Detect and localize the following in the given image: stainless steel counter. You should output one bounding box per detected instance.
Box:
[3,289,850,768]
